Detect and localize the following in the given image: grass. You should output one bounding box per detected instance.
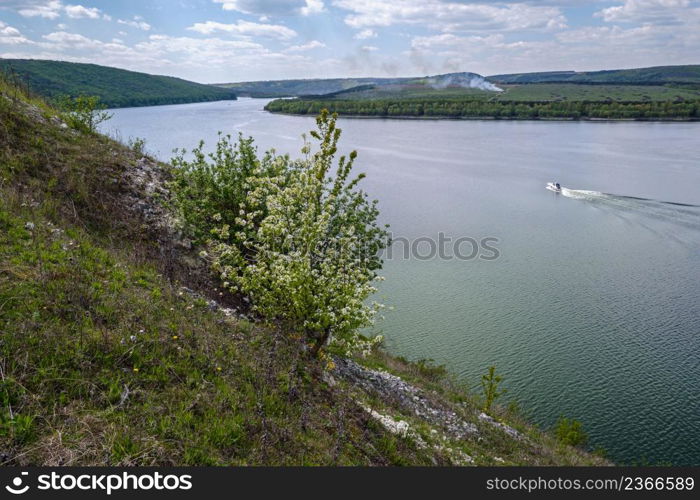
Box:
[0,154,431,466]
[0,73,610,465]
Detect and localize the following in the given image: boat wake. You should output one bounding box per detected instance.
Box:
[558,187,700,234]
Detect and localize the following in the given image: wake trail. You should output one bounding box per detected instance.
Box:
[557,187,700,233]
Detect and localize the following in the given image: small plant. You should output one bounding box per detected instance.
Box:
[56,95,112,133]
[480,365,506,413]
[128,136,147,156]
[555,416,588,447]
[10,414,35,444]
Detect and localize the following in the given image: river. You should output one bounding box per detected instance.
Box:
[102,97,700,465]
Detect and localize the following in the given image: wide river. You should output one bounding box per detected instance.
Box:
[102,98,700,465]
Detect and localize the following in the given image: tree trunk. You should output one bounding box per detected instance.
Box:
[309,328,330,357]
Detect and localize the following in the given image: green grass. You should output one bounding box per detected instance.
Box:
[0,199,415,465]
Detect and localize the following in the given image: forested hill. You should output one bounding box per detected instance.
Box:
[489,65,700,84]
[217,76,419,97]
[0,59,237,108]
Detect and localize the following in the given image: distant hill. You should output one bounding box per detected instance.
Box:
[216,72,501,97]
[489,65,700,84]
[216,76,410,97]
[0,59,237,108]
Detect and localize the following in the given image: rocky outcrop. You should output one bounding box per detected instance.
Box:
[332,357,479,440]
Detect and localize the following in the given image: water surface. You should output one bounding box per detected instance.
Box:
[103,98,700,465]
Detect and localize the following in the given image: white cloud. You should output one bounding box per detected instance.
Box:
[17,0,63,19]
[213,0,311,16]
[42,30,100,48]
[187,20,297,39]
[353,29,377,40]
[3,0,700,81]
[300,0,325,16]
[117,16,151,31]
[285,40,325,51]
[595,0,697,24]
[407,16,699,77]
[333,0,567,32]
[64,4,101,19]
[0,21,31,45]
[411,33,505,51]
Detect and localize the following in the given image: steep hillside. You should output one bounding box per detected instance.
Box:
[0,75,609,466]
[0,59,237,108]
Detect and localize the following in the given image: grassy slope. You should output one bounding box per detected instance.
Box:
[0,59,237,108]
[0,77,608,466]
[489,65,700,84]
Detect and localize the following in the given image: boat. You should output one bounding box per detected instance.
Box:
[546,182,562,193]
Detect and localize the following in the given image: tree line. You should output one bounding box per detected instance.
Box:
[265,98,700,120]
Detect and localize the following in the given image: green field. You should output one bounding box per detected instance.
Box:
[495,83,700,102]
[291,82,700,103]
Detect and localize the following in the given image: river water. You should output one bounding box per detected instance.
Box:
[102,98,700,465]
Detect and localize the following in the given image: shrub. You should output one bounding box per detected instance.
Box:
[172,110,390,356]
[56,95,112,133]
[171,133,286,246]
[555,416,589,447]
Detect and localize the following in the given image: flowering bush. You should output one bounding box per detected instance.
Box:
[171,133,288,246]
[172,110,389,356]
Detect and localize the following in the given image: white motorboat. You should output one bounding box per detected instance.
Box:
[546,182,562,193]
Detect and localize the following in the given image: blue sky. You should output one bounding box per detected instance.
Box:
[0,0,698,82]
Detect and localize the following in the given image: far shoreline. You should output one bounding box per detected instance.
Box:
[264,108,700,123]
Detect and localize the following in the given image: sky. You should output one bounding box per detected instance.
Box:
[0,0,698,83]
